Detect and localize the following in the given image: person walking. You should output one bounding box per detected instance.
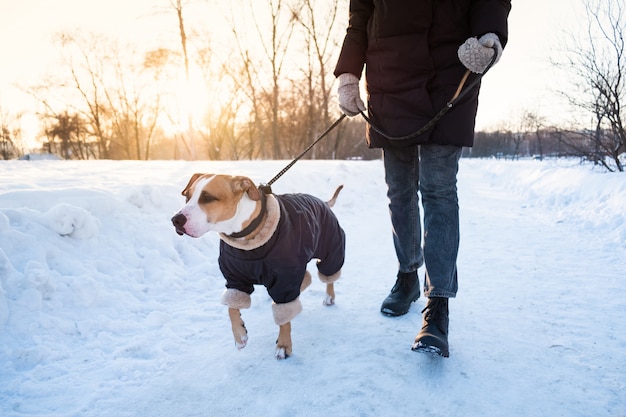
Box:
[334,0,511,357]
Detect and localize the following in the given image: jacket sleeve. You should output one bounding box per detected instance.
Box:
[470,0,511,47]
[333,0,374,78]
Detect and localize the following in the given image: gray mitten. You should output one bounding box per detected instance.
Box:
[337,73,366,117]
[458,33,503,74]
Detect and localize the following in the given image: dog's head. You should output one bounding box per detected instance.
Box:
[171,173,261,238]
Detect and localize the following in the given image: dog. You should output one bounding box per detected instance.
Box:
[171,173,345,359]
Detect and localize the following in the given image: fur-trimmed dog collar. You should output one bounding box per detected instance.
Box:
[219,194,280,250]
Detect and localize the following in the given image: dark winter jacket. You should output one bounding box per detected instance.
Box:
[218,193,345,304]
[334,0,511,148]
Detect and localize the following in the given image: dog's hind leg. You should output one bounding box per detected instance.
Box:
[318,269,341,306]
[324,283,336,306]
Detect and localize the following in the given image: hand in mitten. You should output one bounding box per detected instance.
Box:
[458,33,503,74]
[337,73,366,117]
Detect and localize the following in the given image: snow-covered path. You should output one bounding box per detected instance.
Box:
[454,161,624,415]
[0,159,624,417]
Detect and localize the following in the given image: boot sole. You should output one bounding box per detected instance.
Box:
[380,296,419,317]
[411,341,449,358]
[380,307,408,317]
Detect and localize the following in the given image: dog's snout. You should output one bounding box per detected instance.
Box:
[171,213,187,235]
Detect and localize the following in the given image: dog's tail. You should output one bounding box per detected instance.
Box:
[326,185,344,208]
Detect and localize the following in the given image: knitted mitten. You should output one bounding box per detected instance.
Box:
[458,33,502,74]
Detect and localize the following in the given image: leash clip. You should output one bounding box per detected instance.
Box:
[258,183,273,195]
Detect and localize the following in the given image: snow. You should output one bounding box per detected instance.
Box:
[0,158,624,417]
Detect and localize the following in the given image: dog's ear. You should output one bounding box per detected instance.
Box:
[233,176,261,201]
[182,173,205,197]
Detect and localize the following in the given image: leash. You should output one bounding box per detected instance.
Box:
[258,113,347,194]
[259,53,497,193]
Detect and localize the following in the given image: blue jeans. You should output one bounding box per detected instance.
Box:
[383,144,461,298]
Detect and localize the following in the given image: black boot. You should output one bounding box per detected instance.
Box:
[380,271,420,316]
[412,297,449,357]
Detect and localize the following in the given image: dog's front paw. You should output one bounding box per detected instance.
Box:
[275,346,290,360]
[231,317,248,350]
[235,333,248,350]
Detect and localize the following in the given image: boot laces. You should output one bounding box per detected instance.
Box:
[391,273,416,294]
[422,297,447,323]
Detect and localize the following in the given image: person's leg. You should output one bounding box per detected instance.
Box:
[419,143,461,297]
[412,143,462,357]
[380,146,422,316]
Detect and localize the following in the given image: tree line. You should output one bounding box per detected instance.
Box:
[1,0,624,171]
[3,0,378,161]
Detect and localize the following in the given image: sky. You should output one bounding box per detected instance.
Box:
[0,0,587,138]
[0,157,624,416]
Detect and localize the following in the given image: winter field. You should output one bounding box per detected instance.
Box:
[0,157,624,417]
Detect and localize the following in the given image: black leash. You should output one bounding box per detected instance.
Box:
[260,53,497,193]
[258,113,346,194]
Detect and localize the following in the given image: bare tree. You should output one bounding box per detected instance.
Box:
[187,28,249,160]
[169,0,196,159]
[520,111,546,159]
[227,39,265,158]
[43,111,93,160]
[290,0,343,159]
[53,31,112,158]
[264,0,297,159]
[0,110,23,160]
[25,79,96,160]
[26,31,169,160]
[103,45,163,160]
[556,0,626,171]
[227,0,297,159]
[0,127,16,160]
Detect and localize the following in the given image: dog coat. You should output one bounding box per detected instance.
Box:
[218,193,345,304]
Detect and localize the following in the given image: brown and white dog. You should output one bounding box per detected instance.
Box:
[171,173,345,359]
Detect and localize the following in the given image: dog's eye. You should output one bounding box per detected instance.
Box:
[199,192,218,204]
